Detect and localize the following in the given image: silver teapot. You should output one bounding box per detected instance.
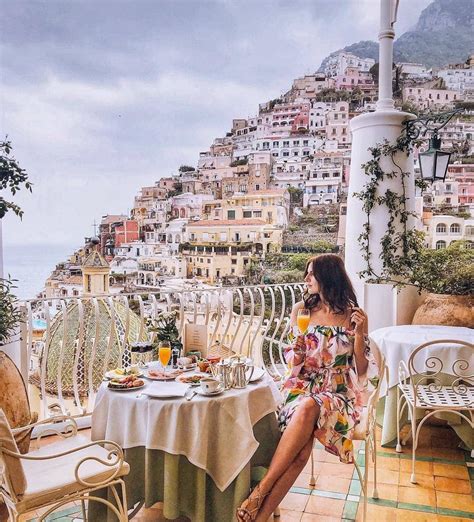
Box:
[209,360,233,389]
[230,356,254,388]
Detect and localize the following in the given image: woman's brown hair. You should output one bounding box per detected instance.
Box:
[303,254,358,314]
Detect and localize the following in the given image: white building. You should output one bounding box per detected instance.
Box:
[397,63,432,80]
[438,67,474,94]
[425,215,474,249]
[325,52,375,77]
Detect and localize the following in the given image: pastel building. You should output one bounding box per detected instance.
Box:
[324,52,375,77]
[425,214,474,250]
[402,87,461,110]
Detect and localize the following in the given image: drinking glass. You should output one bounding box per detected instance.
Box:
[159,341,172,374]
[297,309,311,334]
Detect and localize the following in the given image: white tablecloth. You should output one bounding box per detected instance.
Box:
[92,375,280,492]
[370,324,473,390]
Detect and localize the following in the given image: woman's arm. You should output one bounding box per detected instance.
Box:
[351,307,369,376]
[287,301,306,366]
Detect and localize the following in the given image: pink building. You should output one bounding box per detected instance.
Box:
[448,164,474,205]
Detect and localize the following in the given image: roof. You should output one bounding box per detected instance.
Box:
[101,214,128,225]
[82,250,109,268]
[187,219,267,227]
[62,276,83,285]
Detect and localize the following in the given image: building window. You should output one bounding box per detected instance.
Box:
[243,210,252,218]
[435,240,446,250]
[256,184,260,190]
[436,223,446,233]
[283,141,289,147]
[282,151,289,157]
[231,259,237,265]
[450,223,460,234]
[227,210,236,220]
[254,210,262,217]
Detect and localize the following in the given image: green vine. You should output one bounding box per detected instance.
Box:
[354,128,426,286]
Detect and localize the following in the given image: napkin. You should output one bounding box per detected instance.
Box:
[143,382,189,398]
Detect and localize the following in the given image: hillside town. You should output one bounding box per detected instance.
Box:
[43,51,474,298]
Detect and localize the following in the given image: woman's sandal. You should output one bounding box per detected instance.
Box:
[236,484,269,522]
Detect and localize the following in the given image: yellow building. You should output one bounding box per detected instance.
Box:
[202,189,290,228]
[183,219,283,283]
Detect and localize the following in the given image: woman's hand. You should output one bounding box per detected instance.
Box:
[351,307,368,336]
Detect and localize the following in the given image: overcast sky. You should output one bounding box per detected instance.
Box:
[1,0,432,248]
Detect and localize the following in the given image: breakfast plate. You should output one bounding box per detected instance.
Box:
[196,385,225,397]
[145,369,182,381]
[176,373,208,386]
[105,368,143,380]
[108,376,145,391]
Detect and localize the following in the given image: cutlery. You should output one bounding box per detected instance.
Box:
[186,390,197,401]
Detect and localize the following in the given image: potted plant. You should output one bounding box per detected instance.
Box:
[410,241,474,327]
[147,310,183,354]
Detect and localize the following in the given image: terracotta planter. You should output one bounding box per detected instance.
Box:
[0,350,37,454]
[412,293,474,328]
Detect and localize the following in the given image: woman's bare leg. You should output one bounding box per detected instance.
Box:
[237,398,319,521]
[256,439,314,522]
[260,398,319,493]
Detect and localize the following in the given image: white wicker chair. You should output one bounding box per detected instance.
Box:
[396,339,474,484]
[0,413,129,521]
[308,342,388,522]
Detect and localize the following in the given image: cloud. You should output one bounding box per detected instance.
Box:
[1,0,432,248]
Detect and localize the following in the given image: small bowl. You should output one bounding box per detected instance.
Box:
[197,360,210,373]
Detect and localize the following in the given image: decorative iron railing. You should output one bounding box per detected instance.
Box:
[19,283,304,420]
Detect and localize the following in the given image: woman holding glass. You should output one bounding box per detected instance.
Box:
[237,254,379,522]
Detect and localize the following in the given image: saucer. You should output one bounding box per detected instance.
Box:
[197,385,225,396]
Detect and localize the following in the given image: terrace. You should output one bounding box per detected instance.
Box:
[1,2,473,522]
[2,281,472,521]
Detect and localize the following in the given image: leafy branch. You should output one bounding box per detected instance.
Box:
[0,139,33,219]
[354,130,424,285]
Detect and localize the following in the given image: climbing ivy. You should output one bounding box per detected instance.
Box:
[354,128,427,285]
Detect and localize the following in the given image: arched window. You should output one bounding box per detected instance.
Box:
[436,223,447,233]
[436,240,446,250]
[450,223,460,234]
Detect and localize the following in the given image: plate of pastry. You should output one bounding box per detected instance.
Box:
[108,376,145,391]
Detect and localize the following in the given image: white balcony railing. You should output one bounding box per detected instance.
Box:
[19,284,303,421]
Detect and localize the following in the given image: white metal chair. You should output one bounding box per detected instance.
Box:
[0,411,130,521]
[396,339,473,483]
[308,342,388,522]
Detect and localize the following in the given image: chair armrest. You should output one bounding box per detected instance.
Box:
[1,439,125,488]
[11,415,78,439]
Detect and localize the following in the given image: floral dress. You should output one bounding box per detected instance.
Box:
[277,325,379,464]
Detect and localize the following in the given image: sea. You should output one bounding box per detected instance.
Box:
[3,243,75,301]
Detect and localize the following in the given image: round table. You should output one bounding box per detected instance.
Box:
[90,373,281,522]
[370,324,473,449]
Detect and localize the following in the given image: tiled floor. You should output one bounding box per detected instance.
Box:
[19,423,473,521]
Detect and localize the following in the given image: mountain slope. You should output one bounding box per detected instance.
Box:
[318,0,474,71]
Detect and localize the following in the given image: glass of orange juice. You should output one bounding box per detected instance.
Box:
[297,309,310,334]
[159,341,172,374]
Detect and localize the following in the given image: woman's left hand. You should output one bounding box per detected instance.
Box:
[351,307,368,336]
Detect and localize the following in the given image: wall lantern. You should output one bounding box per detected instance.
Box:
[418,133,451,182]
[404,108,463,183]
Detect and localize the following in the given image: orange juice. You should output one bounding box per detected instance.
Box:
[297,315,310,334]
[159,347,171,367]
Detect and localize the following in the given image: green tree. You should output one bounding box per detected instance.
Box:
[0,139,32,218]
[178,165,195,173]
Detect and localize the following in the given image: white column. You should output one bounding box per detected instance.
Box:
[345,0,418,331]
[377,0,399,111]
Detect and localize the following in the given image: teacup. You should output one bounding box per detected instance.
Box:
[200,377,220,393]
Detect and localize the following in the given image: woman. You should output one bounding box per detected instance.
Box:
[237,254,379,522]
